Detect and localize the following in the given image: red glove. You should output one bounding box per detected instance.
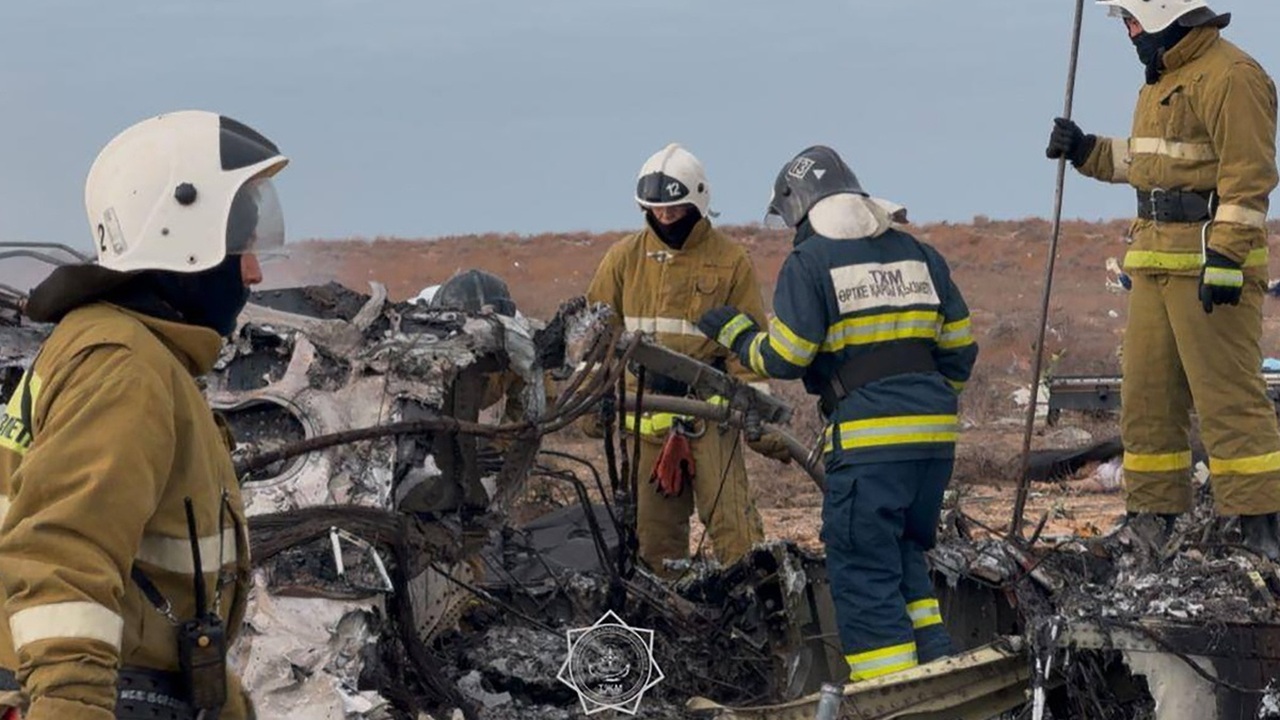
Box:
[651,431,695,498]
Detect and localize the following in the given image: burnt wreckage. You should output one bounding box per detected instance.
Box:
[1,246,1280,719]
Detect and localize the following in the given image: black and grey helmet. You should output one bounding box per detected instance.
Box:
[430,269,517,317]
[767,145,867,229]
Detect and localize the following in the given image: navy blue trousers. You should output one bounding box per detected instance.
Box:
[821,456,954,678]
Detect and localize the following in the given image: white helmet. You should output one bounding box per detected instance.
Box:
[635,143,711,217]
[84,110,289,274]
[1097,0,1227,34]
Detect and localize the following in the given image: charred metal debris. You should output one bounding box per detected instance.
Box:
[5,266,1280,719]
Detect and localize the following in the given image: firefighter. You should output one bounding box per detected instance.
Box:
[1045,1,1280,556]
[584,143,783,576]
[0,111,288,719]
[697,145,978,681]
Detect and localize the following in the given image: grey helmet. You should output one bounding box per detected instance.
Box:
[767,145,867,228]
[430,269,517,317]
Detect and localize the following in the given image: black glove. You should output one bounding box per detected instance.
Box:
[1045,117,1097,167]
[1198,249,1243,314]
[696,306,758,354]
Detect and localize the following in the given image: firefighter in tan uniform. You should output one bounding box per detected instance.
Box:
[0,111,289,719]
[1046,1,1280,556]
[585,143,783,575]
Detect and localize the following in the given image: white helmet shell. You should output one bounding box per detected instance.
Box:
[84,110,289,274]
[635,143,711,217]
[1097,0,1210,33]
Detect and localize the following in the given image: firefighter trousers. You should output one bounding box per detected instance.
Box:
[1122,274,1280,515]
[822,456,954,681]
[633,423,764,577]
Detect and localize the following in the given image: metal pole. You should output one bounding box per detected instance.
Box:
[1010,0,1087,542]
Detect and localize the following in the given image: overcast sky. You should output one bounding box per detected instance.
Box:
[3,1,1277,251]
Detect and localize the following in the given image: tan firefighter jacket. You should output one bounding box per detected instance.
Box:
[0,303,252,720]
[1078,27,1278,278]
[586,218,769,436]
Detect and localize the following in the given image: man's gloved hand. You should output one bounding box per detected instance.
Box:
[1045,117,1097,167]
[651,431,695,498]
[747,430,793,464]
[1198,249,1243,314]
[697,306,758,354]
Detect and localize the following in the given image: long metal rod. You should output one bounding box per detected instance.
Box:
[1011,0,1087,542]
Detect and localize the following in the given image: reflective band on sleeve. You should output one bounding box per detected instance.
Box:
[1109,137,1132,183]
[1124,247,1267,272]
[1210,451,1280,476]
[1129,137,1218,161]
[938,318,974,349]
[717,314,755,348]
[847,641,918,681]
[624,316,705,338]
[1124,450,1193,473]
[1202,266,1243,288]
[0,371,41,457]
[747,334,768,376]
[1215,204,1268,229]
[10,601,123,651]
[136,532,239,574]
[907,599,943,629]
[768,318,819,366]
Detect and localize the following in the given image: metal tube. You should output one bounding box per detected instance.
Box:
[1011,0,1087,542]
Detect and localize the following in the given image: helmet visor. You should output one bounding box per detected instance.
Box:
[225,177,285,259]
[636,172,691,208]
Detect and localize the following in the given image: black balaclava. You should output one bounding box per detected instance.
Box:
[1133,21,1192,84]
[646,207,703,250]
[119,254,250,336]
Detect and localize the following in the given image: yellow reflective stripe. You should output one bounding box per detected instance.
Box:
[717,314,755,348]
[833,415,958,449]
[822,311,941,352]
[136,532,238,574]
[938,317,974,349]
[907,599,943,629]
[747,334,768,376]
[1216,204,1268,229]
[1124,450,1192,473]
[1124,247,1268,271]
[623,316,703,338]
[1108,136,1131,183]
[1210,451,1280,476]
[946,378,965,393]
[768,318,818,366]
[0,370,40,457]
[847,641,918,681]
[10,601,123,651]
[1130,137,1218,161]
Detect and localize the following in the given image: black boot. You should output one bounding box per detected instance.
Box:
[1124,511,1180,549]
[1240,513,1280,561]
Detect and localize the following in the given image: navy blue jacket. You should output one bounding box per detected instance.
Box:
[734,223,978,465]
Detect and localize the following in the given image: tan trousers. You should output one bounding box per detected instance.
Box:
[632,423,765,576]
[1122,274,1280,515]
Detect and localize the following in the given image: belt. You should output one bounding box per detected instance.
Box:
[1136,188,1216,223]
[819,342,938,417]
[0,666,195,720]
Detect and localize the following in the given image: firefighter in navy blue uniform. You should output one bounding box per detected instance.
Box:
[698,146,978,682]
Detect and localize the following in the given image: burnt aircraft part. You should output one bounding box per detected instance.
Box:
[223,326,292,390]
[221,398,308,483]
[248,281,371,322]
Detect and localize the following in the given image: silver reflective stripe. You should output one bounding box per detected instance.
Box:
[839,420,958,442]
[849,647,918,675]
[1216,203,1268,229]
[1129,137,1217,161]
[1109,137,1131,182]
[136,532,238,574]
[10,601,123,650]
[938,322,972,348]
[824,317,939,348]
[624,316,705,338]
